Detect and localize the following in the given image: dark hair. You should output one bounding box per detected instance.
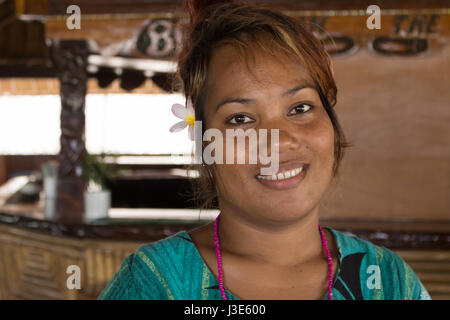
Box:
[174,0,351,210]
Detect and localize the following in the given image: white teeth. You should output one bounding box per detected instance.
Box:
[256,165,305,181]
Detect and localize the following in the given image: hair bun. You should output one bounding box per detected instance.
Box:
[185,0,236,24]
[185,0,228,13]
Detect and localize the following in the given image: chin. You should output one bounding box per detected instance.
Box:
[251,200,317,225]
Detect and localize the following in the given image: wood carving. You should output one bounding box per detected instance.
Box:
[50,40,89,223]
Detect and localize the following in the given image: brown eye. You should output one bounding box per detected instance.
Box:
[226,114,254,125]
[288,103,314,115]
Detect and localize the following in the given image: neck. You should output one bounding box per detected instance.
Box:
[216,202,324,267]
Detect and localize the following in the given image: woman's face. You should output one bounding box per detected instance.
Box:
[202,44,335,224]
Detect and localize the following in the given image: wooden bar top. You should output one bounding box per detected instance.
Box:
[0,202,449,249]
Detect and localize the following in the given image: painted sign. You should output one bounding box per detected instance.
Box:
[131,12,448,59]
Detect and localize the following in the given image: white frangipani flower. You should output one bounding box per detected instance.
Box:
[169,96,195,141]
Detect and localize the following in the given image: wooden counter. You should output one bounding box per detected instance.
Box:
[0,204,449,300]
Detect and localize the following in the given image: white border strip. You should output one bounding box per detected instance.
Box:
[108,208,219,220]
[88,55,177,73]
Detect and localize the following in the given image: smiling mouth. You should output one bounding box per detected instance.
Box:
[255,164,308,181]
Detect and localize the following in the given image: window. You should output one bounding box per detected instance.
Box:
[0,94,194,162]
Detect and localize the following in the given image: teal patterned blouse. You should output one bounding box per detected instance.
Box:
[98,227,431,300]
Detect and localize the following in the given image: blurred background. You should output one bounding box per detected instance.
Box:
[0,0,448,299]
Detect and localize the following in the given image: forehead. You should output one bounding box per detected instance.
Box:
[205,44,314,96]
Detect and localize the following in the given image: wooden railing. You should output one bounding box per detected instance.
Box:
[395,250,450,300]
[0,215,448,300]
[0,223,141,299]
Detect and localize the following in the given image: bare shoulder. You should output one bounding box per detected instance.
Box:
[187,221,219,275]
[188,221,214,247]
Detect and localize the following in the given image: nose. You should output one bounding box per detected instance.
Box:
[261,120,301,157]
[253,119,303,174]
[276,129,300,154]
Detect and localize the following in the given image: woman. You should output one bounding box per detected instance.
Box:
[98,0,431,300]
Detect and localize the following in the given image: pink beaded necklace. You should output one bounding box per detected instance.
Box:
[213,213,334,300]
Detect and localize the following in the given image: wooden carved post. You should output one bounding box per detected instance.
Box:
[0,155,7,186]
[50,40,88,223]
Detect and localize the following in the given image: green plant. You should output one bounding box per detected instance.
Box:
[82,151,118,192]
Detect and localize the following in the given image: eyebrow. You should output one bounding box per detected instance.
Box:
[214,83,316,112]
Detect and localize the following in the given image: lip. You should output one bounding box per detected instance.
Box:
[255,163,309,190]
[255,160,307,176]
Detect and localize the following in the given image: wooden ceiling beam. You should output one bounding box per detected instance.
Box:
[19,0,450,16]
[0,19,48,65]
[0,0,16,29]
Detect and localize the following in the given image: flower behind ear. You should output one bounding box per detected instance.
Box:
[169,96,195,141]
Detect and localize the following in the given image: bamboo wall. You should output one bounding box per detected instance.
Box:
[0,223,449,299]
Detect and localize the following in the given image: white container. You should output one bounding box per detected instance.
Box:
[43,177,58,220]
[84,190,111,222]
[42,161,58,198]
[43,176,58,199]
[42,161,59,220]
[44,196,57,220]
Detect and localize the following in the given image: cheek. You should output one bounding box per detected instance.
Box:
[213,163,253,199]
[308,117,335,171]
